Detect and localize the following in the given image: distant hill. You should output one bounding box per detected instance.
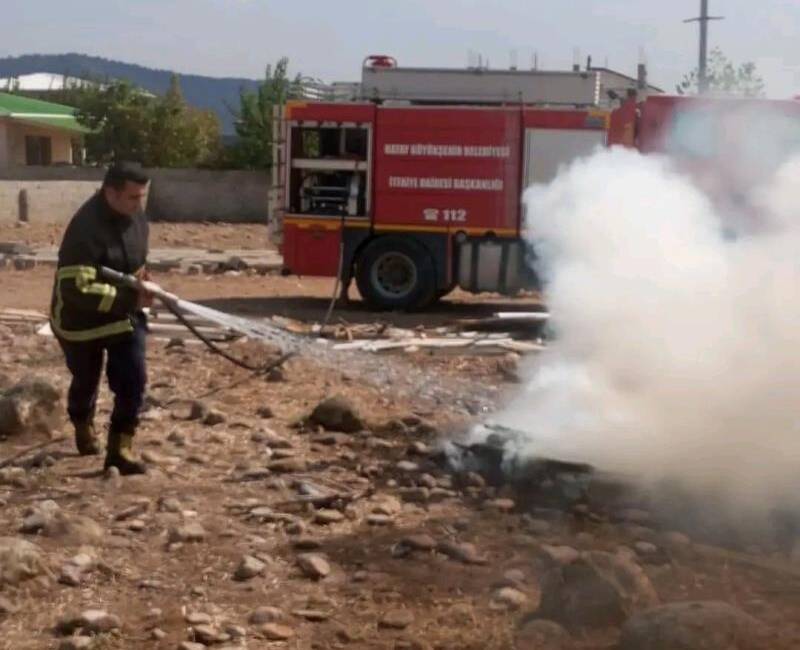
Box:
[0,53,261,134]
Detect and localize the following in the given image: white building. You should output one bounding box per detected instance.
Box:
[0,73,103,94]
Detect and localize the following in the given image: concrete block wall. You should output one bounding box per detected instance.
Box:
[0,166,270,224]
[0,179,101,223]
[146,169,269,223]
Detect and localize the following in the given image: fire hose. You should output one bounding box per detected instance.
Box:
[99,267,294,375]
[320,212,347,330]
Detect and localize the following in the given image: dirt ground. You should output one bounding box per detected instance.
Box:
[0,222,273,251]
[1,225,800,650]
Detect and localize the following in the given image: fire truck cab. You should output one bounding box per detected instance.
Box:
[268,56,652,310]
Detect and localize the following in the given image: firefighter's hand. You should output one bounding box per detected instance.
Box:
[136,284,155,309]
[134,269,154,309]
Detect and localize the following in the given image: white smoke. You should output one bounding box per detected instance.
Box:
[493,143,800,510]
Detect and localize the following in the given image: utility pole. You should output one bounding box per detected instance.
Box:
[684,0,724,94]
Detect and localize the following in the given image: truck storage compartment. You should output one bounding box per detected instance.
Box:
[288,124,371,217]
[282,222,342,277]
[456,237,538,294]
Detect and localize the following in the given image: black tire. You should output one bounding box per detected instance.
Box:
[355,236,437,311]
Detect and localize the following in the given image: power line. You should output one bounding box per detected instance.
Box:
[684,0,724,94]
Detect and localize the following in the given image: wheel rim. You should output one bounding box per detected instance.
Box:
[370,251,418,300]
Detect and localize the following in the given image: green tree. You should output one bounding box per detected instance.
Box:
[677,48,766,98]
[229,58,304,169]
[74,80,153,164]
[145,74,221,167]
[72,76,221,167]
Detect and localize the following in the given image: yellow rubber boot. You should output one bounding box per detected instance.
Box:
[74,421,101,456]
[104,430,147,475]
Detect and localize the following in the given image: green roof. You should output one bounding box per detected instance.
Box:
[0,92,77,115]
[0,91,88,134]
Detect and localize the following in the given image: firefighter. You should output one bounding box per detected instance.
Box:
[50,162,156,475]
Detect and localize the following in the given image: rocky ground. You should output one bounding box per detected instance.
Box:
[1,224,800,650]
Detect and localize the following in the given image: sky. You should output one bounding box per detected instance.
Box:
[3,0,799,98]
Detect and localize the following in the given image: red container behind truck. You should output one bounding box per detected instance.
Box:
[610,93,800,235]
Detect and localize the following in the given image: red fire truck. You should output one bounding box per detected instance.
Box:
[610,93,800,236]
[268,57,800,310]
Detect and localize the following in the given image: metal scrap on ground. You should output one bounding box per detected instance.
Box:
[5,307,549,357]
[271,312,549,356]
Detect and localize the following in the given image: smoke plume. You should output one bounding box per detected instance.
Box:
[492,136,800,512]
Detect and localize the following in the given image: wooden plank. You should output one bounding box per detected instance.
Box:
[0,309,48,324]
[368,340,415,352]
[36,321,228,344]
[1,308,48,319]
[0,315,47,323]
[407,337,474,349]
[474,338,514,346]
[332,341,370,351]
[497,341,547,353]
[493,311,550,320]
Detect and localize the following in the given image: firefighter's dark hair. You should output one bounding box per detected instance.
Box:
[103,162,149,190]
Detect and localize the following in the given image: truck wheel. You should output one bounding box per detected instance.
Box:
[356,237,437,311]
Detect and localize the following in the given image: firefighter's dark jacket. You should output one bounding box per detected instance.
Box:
[50,192,148,342]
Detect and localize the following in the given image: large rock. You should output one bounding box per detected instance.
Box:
[249,607,287,625]
[515,619,573,650]
[379,609,414,630]
[55,610,121,636]
[537,551,658,630]
[0,378,61,436]
[0,536,50,586]
[308,396,363,433]
[436,541,488,565]
[233,555,266,581]
[168,523,207,544]
[20,502,104,545]
[619,601,771,650]
[260,623,294,641]
[296,553,331,580]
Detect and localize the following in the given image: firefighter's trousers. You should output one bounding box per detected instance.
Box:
[57,314,147,435]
